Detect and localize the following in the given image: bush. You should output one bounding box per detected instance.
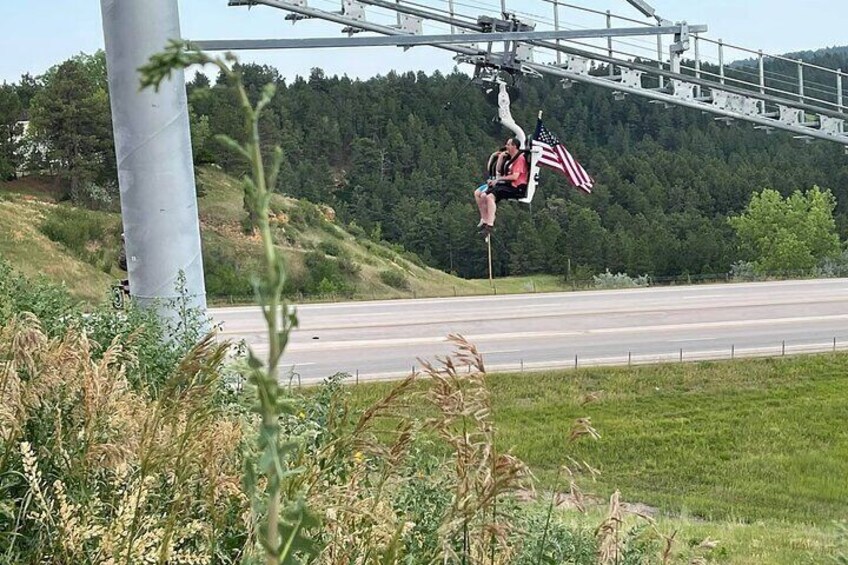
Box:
[318,240,342,257]
[69,180,120,210]
[0,259,76,335]
[287,200,323,230]
[203,246,254,298]
[729,260,762,281]
[0,315,245,563]
[514,509,597,564]
[0,258,211,391]
[593,270,650,289]
[379,268,409,290]
[304,251,355,297]
[814,249,848,278]
[347,221,366,238]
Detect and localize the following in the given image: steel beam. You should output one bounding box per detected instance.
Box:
[526,60,848,145]
[194,24,708,51]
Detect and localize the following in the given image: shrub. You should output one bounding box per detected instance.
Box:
[814,249,848,278]
[318,240,342,257]
[514,509,597,564]
[346,221,366,238]
[593,270,650,289]
[379,268,409,290]
[69,179,120,210]
[304,251,355,297]
[203,246,254,298]
[0,259,76,335]
[729,260,762,281]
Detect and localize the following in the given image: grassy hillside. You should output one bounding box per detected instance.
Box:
[0,168,566,305]
[0,179,117,303]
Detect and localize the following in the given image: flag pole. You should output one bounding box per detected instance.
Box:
[486,234,494,288]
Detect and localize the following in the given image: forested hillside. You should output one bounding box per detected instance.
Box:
[3,48,848,281]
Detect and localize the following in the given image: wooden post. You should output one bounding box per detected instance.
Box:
[487,234,494,288]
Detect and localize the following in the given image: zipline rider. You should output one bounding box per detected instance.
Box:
[478,136,529,236]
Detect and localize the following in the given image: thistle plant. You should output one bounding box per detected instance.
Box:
[140,42,315,564]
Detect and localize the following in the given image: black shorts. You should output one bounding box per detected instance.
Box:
[485,182,526,203]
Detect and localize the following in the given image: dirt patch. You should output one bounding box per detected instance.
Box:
[516,488,660,518]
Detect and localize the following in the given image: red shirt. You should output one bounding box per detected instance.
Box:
[508,154,528,188]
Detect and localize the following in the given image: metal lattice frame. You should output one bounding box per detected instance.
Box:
[193,0,848,147]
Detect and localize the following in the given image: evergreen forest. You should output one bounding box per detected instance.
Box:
[2,48,848,281]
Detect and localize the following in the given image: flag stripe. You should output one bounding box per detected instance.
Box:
[558,145,592,189]
[532,119,593,193]
[556,144,590,187]
[553,145,584,187]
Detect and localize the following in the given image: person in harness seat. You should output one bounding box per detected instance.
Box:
[476,137,528,236]
[474,144,507,223]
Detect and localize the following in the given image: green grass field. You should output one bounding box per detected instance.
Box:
[347,353,848,562]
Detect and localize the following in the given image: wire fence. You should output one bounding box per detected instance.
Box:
[276,335,848,388]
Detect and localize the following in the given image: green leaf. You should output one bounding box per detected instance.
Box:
[247,350,264,370]
[215,134,251,160]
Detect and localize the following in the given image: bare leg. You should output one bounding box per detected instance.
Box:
[483,193,497,226]
[474,189,486,220]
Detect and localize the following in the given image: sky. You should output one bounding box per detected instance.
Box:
[2,0,847,84]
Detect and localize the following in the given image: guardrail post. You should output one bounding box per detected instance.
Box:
[657,32,664,88]
[758,50,765,93]
[782,340,786,356]
[731,344,735,359]
[607,10,614,77]
[694,33,701,98]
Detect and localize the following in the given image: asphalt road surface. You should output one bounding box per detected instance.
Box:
[211,279,848,383]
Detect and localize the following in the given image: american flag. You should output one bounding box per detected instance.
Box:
[533,119,593,193]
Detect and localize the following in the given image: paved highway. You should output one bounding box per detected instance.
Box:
[211,279,848,383]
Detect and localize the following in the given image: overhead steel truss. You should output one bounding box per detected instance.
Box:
[196,0,848,148]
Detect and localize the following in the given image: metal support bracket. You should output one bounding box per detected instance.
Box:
[671,79,695,100]
[283,0,310,21]
[616,66,644,88]
[713,91,761,116]
[565,55,591,76]
[340,0,366,34]
[779,105,804,125]
[397,14,422,35]
[819,115,845,135]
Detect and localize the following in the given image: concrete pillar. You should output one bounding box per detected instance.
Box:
[100,0,207,324]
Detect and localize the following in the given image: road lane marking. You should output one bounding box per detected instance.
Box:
[216,296,848,335]
[282,313,848,352]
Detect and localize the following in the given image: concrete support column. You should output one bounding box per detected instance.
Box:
[100,0,207,323]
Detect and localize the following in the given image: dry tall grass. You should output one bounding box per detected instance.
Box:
[0,313,249,563]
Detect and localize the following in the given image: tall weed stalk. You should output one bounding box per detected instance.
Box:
[141,42,315,563]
